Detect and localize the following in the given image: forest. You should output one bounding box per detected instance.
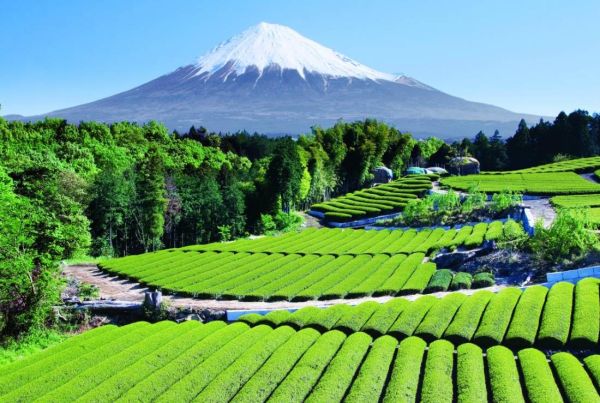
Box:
[1,109,599,338]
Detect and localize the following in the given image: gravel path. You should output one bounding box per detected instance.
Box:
[62,264,505,311]
[522,198,556,228]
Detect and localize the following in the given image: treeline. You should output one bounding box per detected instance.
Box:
[452,110,600,170]
[0,117,429,336]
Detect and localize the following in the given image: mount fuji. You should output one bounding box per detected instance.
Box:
[27,22,540,137]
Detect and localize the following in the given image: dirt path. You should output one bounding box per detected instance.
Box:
[63,264,505,311]
[302,212,324,229]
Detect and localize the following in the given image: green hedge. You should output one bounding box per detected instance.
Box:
[569,278,600,349]
[449,272,472,290]
[420,339,454,403]
[537,281,574,348]
[414,293,467,342]
[487,345,526,403]
[473,287,521,347]
[424,269,454,293]
[504,285,548,349]
[517,348,563,402]
[443,290,493,344]
[551,352,600,403]
[382,337,427,402]
[456,343,487,403]
[472,272,495,288]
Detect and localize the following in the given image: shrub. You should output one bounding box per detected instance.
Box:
[486,345,525,403]
[456,344,487,403]
[305,333,372,402]
[551,352,600,403]
[484,220,503,241]
[228,328,320,402]
[569,278,600,349]
[583,355,600,390]
[463,222,488,248]
[414,293,467,342]
[473,287,521,347]
[537,281,574,348]
[517,348,562,402]
[530,208,600,264]
[333,301,380,334]
[399,262,437,295]
[497,218,528,250]
[443,290,493,344]
[268,330,346,402]
[382,336,427,402]
[194,326,297,402]
[490,190,522,213]
[449,272,472,290]
[424,269,454,293]
[388,295,437,338]
[504,285,547,349]
[472,272,495,288]
[360,298,409,336]
[420,339,454,403]
[344,335,397,402]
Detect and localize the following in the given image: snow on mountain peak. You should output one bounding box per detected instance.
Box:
[193,22,395,81]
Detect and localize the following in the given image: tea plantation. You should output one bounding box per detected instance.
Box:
[239,278,600,349]
[1,320,598,402]
[442,171,600,195]
[310,176,434,221]
[99,224,507,301]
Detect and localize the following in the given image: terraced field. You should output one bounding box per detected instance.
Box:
[2,320,598,402]
[502,156,600,174]
[550,194,600,224]
[239,278,600,349]
[310,176,433,222]
[99,224,507,301]
[442,172,600,195]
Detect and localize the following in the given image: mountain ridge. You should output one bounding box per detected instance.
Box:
[14,22,542,137]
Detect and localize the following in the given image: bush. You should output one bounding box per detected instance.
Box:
[424,269,454,293]
[443,290,493,344]
[497,219,528,250]
[504,285,547,349]
[305,332,372,402]
[530,208,600,264]
[473,287,521,347]
[449,272,472,290]
[569,278,600,348]
[456,344,487,402]
[551,352,600,403]
[517,348,562,402]
[344,336,397,402]
[537,282,574,348]
[420,339,454,403]
[472,272,495,288]
[486,345,525,403]
[490,190,522,213]
[414,293,466,342]
[382,336,427,402]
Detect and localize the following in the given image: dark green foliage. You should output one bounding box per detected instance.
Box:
[472,272,495,288]
[449,272,472,290]
[424,269,453,293]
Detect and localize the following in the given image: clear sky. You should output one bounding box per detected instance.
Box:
[1,0,599,117]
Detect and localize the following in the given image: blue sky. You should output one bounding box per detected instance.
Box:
[1,0,599,117]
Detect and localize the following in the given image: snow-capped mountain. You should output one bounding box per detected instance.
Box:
[28,22,541,137]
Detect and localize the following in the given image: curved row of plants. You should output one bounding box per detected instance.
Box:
[442,172,600,195]
[181,222,510,255]
[310,176,434,222]
[1,320,598,402]
[238,278,600,350]
[101,250,439,301]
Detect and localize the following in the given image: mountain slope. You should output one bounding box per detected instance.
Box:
[30,22,540,137]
